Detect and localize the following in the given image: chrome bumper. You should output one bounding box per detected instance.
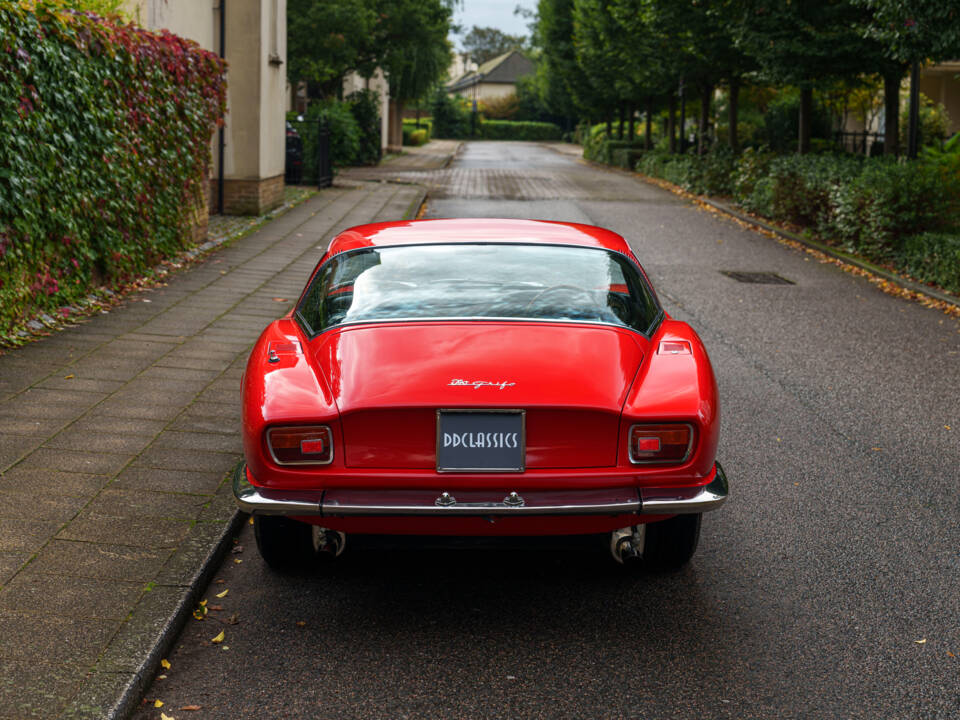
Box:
[233,462,728,518]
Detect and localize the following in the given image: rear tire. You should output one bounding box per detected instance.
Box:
[253,515,315,571]
[642,513,701,571]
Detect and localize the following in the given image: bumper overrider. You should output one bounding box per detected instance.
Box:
[233,463,729,518]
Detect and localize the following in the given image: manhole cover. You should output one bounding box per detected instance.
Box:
[720,271,795,285]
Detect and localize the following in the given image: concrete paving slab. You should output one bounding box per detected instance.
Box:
[0,517,63,553]
[28,540,171,582]
[151,430,243,454]
[0,490,87,523]
[43,431,157,456]
[0,661,83,720]
[0,572,144,621]
[57,514,192,549]
[0,468,109,496]
[113,467,226,495]
[132,447,240,474]
[0,553,29,586]
[0,610,118,666]
[24,447,133,476]
[85,488,210,520]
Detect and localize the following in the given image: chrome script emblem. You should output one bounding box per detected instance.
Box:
[448,378,516,390]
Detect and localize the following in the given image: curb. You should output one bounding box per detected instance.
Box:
[111,506,246,720]
[697,196,960,309]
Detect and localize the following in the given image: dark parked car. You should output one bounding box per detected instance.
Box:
[285,121,303,185]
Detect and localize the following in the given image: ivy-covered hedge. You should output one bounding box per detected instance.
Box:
[0,2,226,337]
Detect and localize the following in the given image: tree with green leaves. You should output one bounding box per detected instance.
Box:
[734,0,879,154]
[462,26,527,65]
[856,1,960,156]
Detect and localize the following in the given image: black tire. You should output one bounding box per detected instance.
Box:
[642,513,702,571]
[253,515,315,571]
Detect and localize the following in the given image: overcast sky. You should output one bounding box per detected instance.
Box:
[450,0,537,50]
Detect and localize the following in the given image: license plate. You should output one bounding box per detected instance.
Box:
[436,410,525,472]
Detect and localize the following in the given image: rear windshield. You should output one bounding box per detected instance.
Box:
[296,244,661,336]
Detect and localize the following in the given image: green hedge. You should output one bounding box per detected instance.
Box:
[637,146,960,294]
[402,118,432,141]
[0,2,226,338]
[402,128,429,146]
[477,120,563,141]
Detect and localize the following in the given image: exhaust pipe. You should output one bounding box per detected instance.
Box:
[312,527,346,557]
[610,525,644,564]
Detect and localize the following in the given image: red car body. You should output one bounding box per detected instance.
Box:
[235,219,727,569]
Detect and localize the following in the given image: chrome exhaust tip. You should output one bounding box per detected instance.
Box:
[312,527,346,557]
[610,525,644,564]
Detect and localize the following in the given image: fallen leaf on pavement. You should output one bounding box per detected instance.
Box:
[216,589,229,598]
[272,297,288,302]
[154,699,164,707]
[234,558,242,564]
[64,374,74,379]
[180,705,202,711]
[161,714,175,720]
[209,604,223,611]
[211,630,225,644]
[231,545,244,554]
[296,621,306,627]
[226,613,240,625]
[915,638,927,644]
[160,659,171,670]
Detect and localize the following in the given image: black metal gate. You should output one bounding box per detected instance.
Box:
[286,117,333,188]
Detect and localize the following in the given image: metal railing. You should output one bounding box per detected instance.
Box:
[286,117,332,188]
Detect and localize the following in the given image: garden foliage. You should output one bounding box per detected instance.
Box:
[635,146,960,294]
[0,1,226,335]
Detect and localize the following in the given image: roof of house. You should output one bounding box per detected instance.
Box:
[446,50,535,92]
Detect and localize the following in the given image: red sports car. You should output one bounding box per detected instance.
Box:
[235,218,727,571]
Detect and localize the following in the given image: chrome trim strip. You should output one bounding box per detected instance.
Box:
[323,498,640,517]
[234,463,729,518]
[638,463,729,514]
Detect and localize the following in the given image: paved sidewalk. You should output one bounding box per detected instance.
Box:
[0,181,424,719]
[340,139,461,179]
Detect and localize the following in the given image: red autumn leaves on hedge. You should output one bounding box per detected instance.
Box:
[0,1,227,339]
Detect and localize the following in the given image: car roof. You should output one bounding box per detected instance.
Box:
[326,218,634,256]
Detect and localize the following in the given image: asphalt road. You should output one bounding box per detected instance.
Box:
[132,142,960,720]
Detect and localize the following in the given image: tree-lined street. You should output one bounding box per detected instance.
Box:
[130,142,959,719]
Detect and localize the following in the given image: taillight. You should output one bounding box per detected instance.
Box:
[628,423,693,464]
[267,426,333,465]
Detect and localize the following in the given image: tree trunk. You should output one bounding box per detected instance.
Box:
[728,76,740,152]
[387,98,404,151]
[645,96,653,151]
[679,89,686,153]
[908,61,920,158]
[798,86,813,154]
[698,82,713,155]
[628,103,635,141]
[668,94,676,154]
[618,103,625,139]
[883,69,901,156]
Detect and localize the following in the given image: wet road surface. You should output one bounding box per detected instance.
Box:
[132,142,960,720]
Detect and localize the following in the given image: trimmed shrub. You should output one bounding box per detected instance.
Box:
[477,120,562,141]
[402,127,428,146]
[402,118,432,142]
[0,1,226,337]
[293,101,361,170]
[346,90,382,166]
[430,88,470,139]
[896,232,960,294]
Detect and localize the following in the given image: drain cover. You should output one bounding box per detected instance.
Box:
[720,271,795,285]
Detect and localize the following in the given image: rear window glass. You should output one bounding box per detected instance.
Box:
[296,244,660,335]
